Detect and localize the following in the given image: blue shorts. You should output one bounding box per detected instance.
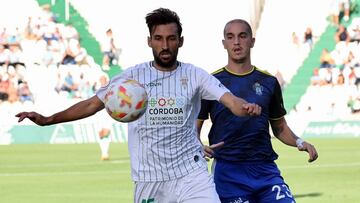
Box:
[213,159,295,203]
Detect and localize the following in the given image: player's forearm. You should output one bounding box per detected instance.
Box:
[232,97,252,116]
[45,96,104,125]
[274,128,298,147]
[196,120,205,144]
[220,92,248,116]
[271,119,298,147]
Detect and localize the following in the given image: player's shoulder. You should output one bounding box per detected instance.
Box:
[130,61,151,70]
[211,67,226,76]
[109,62,150,82]
[178,61,201,70]
[118,61,151,75]
[254,66,276,79]
[178,61,211,74]
[254,66,272,75]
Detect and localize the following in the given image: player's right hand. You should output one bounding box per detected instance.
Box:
[242,103,262,116]
[203,141,224,161]
[15,111,47,126]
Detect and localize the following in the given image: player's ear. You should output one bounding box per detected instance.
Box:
[250,37,255,48]
[147,36,151,48]
[222,39,226,49]
[179,36,184,47]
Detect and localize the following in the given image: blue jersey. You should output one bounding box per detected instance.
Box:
[198,66,286,162]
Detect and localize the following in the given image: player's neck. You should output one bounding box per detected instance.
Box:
[152,61,178,72]
[226,60,252,74]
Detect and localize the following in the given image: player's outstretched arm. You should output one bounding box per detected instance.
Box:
[270,117,318,162]
[219,92,261,116]
[16,95,105,126]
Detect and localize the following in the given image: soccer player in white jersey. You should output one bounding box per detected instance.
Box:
[16,8,261,203]
[97,112,112,161]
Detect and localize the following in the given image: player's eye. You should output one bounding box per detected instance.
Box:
[168,36,177,41]
[154,36,162,40]
[240,33,248,38]
[226,35,233,40]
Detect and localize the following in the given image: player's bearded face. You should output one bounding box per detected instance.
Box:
[149,23,183,70]
[153,48,178,69]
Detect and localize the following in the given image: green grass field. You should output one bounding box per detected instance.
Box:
[1,138,359,203]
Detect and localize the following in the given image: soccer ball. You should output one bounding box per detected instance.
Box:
[104,78,148,122]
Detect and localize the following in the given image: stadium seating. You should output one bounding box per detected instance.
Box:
[0,0,109,126]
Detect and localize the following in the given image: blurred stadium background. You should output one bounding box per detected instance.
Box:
[0,0,359,202]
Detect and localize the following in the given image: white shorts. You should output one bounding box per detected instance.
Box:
[134,167,220,203]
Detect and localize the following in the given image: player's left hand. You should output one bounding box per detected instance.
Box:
[297,141,318,163]
[203,141,224,161]
[242,103,262,116]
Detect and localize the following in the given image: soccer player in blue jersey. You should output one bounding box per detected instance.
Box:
[197,19,319,203]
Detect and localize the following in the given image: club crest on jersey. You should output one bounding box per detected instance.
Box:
[252,82,264,96]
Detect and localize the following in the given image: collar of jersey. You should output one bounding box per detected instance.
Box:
[224,66,255,76]
[150,61,180,72]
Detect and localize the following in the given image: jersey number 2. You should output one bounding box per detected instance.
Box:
[272,184,293,200]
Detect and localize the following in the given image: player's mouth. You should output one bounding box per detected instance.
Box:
[233,47,242,54]
[160,51,172,59]
[160,52,172,61]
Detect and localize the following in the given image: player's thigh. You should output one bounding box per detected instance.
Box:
[258,183,296,203]
[134,168,220,203]
[179,168,221,203]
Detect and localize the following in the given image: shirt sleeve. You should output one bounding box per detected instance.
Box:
[269,79,287,120]
[197,67,230,101]
[198,99,212,120]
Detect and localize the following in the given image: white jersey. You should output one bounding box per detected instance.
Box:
[96,61,229,182]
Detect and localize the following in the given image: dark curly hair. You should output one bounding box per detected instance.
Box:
[145,8,182,37]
